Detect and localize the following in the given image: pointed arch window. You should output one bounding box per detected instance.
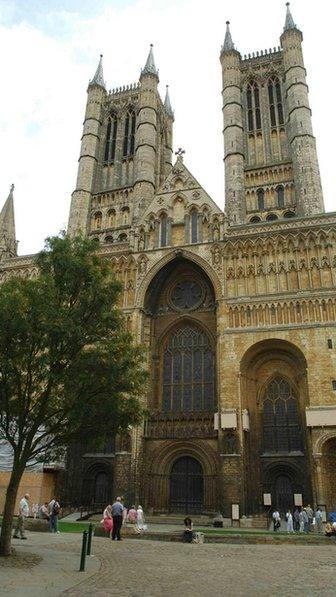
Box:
[246,81,262,132]
[257,188,265,211]
[162,325,215,412]
[104,113,118,162]
[276,185,285,208]
[123,109,136,157]
[262,376,302,453]
[191,210,198,243]
[268,77,284,127]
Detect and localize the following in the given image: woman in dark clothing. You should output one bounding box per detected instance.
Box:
[183,517,193,543]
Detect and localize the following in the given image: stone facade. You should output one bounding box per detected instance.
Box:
[1,4,335,518]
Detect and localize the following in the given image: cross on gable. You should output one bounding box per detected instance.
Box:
[175,147,185,157]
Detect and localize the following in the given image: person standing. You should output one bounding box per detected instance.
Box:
[32,503,39,519]
[302,508,309,533]
[315,507,323,534]
[136,505,146,531]
[102,504,113,538]
[272,509,281,532]
[286,509,294,533]
[293,508,300,532]
[306,504,314,531]
[111,497,124,541]
[13,493,30,539]
[48,498,60,533]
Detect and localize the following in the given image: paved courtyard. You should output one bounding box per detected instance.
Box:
[0,532,336,596]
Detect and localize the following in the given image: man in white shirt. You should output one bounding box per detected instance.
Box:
[13,493,30,539]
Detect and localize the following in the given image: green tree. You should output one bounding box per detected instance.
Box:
[0,235,146,556]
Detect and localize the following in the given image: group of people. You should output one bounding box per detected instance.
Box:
[102,497,146,540]
[13,493,61,539]
[272,505,329,534]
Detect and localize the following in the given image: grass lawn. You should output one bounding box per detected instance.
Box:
[0,517,93,534]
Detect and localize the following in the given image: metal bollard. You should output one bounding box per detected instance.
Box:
[79,530,88,571]
[87,523,93,556]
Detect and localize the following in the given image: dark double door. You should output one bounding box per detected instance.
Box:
[170,456,203,514]
[274,475,294,514]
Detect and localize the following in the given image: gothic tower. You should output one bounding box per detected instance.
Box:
[220,3,324,225]
[68,47,174,242]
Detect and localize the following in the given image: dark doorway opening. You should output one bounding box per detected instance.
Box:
[94,471,109,505]
[170,456,203,514]
[274,474,293,514]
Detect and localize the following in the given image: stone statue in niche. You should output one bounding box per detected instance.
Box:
[213,222,220,242]
[223,430,238,454]
[138,259,147,275]
[138,233,145,252]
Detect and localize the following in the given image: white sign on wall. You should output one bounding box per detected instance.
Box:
[263,493,272,506]
[294,493,303,506]
[232,504,240,520]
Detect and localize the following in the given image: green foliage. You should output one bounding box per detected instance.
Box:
[0,233,147,462]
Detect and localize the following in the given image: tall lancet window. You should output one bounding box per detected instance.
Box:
[276,185,285,208]
[257,188,265,211]
[104,113,117,162]
[160,213,168,247]
[268,77,284,127]
[191,210,198,243]
[246,81,262,131]
[123,109,136,157]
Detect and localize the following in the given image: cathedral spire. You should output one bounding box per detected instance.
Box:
[0,184,17,260]
[283,2,296,31]
[141,44,159,78]
[222,21,235,53]
[89,54,105,88]
[164,85,174,119]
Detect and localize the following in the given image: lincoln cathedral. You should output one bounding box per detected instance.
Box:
[0,3,335,521]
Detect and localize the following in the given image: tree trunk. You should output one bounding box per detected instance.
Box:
[0,466,25,557]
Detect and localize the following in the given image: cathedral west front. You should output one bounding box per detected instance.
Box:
[0,3,336,521]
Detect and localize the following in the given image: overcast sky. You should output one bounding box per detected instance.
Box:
[0,0,334,255]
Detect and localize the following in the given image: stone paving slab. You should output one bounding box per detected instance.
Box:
[0,532,100,596]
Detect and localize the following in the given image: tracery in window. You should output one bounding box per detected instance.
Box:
[162,325,215,412]
[170,280,203,311]
[257,188,265,211]
[104,113,117,162]
[246,81,262,131]
[262,376,302,453]
[268,77,284,127]
[123,109,136,157]
[276,185,285,208]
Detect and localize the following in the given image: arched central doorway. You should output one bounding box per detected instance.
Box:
[170,456,203,513]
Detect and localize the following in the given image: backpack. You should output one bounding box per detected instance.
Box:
[52,502,60,515]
